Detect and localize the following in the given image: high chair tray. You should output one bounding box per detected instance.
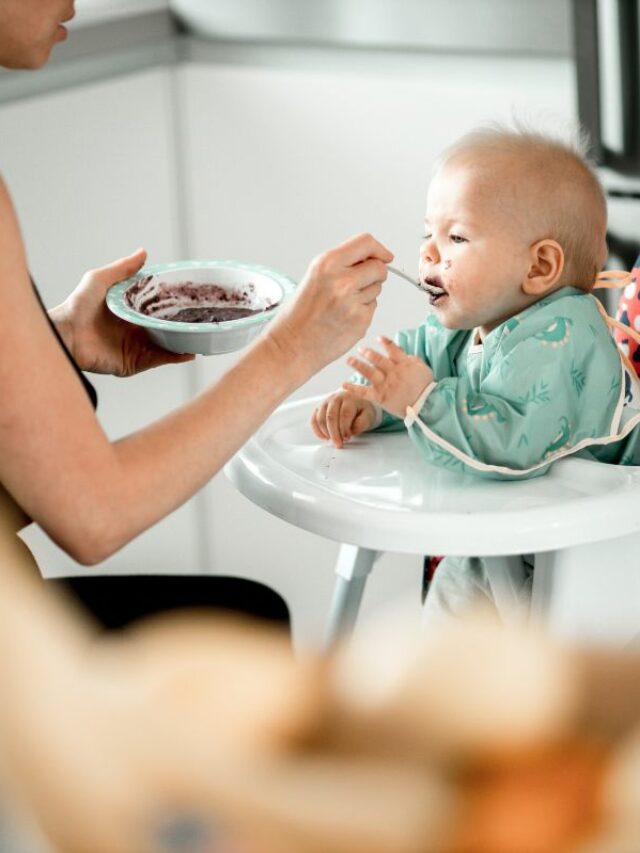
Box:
[226,396,640,557]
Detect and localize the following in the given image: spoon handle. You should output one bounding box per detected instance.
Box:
[387,264,423,291]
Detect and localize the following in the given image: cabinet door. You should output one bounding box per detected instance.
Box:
[0,68,204,578]
[178,53,576,644]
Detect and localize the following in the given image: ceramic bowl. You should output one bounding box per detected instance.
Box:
[106,260,296,355]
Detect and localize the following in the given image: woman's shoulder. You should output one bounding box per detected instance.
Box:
[0,174,30,286]
[0,172,13,210]
[0,172,18,230]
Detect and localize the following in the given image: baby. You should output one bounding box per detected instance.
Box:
[311,124,640,624]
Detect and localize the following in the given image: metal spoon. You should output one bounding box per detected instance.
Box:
[387,264,424,292]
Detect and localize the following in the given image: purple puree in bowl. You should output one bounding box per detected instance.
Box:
[124,276,279,324]
[169,305,259,322]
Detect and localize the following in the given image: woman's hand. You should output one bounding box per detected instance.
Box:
[343,336,434,418]
[49,249,194,376]
[267,233,394,380]
[311,391,378,449]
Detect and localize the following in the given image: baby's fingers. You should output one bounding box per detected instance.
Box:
[347,355,384,385]
[352,405,374,435]
[310,406,329,441]
[358,346,390,368]
[338,395,360,443]
[325,394,349,448]
[342,382,377,403]
[379,336,406,363]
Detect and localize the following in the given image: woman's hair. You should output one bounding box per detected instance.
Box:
[436,121,608,290]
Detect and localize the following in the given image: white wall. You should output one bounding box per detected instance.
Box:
[0,68,205,580]
[0,49,577,647]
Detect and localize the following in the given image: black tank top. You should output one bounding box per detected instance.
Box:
[32,281,98,408]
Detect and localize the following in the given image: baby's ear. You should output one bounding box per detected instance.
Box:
[522,239,564,296]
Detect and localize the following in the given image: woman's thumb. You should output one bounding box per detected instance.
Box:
[95,248,147,285]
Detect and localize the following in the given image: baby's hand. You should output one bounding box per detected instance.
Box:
[343,336,433,418]
[311,391,379,449]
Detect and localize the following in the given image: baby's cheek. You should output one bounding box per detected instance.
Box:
[444,259,452,270]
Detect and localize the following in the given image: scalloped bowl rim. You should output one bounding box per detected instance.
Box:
[106,259,296,334]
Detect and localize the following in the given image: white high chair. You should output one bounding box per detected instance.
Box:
[226,395,640,647]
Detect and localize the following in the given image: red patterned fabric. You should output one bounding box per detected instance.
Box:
[615,263,640,372]
[426,556,444,581]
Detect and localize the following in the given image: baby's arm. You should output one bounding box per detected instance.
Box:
[344,336,434,419]
[312,326,434,447]
[350,325,436,435]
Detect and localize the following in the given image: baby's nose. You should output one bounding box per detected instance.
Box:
[420,237,440,264]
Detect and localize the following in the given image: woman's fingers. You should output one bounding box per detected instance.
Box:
[88,248,148,288]
[359,281,383,305]
[333,232,394,268]
[351,259,388,294]
[271,234,393,376]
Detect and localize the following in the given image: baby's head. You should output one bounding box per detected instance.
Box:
[420,124,608,335]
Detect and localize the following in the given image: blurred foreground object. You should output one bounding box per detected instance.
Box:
[4,481,640,853]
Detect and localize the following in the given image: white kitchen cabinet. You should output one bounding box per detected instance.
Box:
[0,68,204,578]
[178,49,577,644]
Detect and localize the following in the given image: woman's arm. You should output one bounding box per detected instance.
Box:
[0,180,391,564]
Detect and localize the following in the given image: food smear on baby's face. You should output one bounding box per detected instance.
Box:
[125,276,279,324]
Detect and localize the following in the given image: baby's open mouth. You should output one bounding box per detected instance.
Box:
[423,276,448,305]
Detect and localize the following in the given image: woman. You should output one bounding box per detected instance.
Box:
[0,2,392,848]
[0,0,392,631]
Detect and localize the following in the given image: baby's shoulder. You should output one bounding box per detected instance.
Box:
[495,289,612,357]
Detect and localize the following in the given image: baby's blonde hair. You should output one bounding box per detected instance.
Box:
[436,122,608,290]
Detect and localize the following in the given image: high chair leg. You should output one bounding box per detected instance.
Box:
[324,545,378,647]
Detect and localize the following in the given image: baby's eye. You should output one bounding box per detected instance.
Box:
[450,234,467,244]
[420,233,432,242]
